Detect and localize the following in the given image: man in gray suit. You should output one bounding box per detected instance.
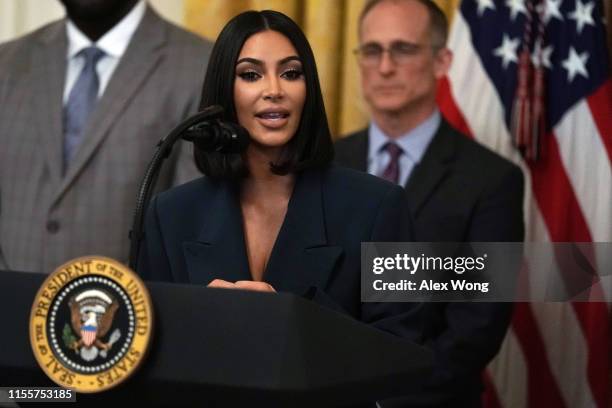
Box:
[0,0,212,273]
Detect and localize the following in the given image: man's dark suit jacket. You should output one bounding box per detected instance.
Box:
[335,120,524,407]
[138,165,426,343]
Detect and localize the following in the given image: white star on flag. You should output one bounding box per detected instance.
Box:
[493,34,520,69]
[532,41,554,69]
[569,0,596,33]
[562,46,590,82]
[506,0,527,21]
[476,0,496,16]
[537,0,564,24]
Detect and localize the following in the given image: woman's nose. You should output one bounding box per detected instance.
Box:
[262,77,284,101]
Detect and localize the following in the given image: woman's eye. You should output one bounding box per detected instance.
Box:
[282,69,303,80]
[238,71,260,82]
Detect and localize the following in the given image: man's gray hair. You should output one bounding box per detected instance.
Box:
[359,0,449,48]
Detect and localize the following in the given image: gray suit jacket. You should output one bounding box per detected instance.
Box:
[0,6,212,273]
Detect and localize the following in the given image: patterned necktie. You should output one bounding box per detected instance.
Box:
[63,46,105,170]
[380,142,403,184]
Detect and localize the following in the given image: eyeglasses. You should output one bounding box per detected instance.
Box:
[354,41,438,67]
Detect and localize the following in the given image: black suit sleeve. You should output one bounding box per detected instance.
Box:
[360,185,428,344]
[426,164,524,400]
[467,164,525,242]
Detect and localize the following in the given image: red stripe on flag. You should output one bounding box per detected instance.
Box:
[572,302,610,408]
[481,370,502,408]
[512,302,567,408]
[586,80,612,164]
[528,132,592,242]
[529,131,609,407]
[437,77,474,138]
[576,78,612,408]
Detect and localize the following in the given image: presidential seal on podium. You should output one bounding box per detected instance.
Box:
[29,256,153,393]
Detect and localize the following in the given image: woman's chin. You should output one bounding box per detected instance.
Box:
[247,130,294,149]
[246,139,286,159]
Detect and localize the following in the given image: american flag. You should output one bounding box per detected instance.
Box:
[436,0,611,407]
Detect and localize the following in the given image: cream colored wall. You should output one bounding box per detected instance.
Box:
[0,0,186,43]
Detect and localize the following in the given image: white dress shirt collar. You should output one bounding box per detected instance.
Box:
[369,109,441,164]
[65,0,146,59]
[366,110,441,185]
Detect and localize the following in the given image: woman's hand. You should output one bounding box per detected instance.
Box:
[235,280,276,292]
[207,279,276,293]
[207,279,237,289]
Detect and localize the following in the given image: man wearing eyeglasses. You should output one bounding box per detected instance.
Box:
[335,0,524,407]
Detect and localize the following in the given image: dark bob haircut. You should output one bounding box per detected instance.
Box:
[195,10,334,181]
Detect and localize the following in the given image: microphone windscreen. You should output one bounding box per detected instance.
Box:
[218,122,250,153]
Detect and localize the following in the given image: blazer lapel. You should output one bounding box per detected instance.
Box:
[182,183,251,285]
[53,6,167,205]
[405,121,456,217]
[33,21,67,187]
[182,170,343,293]
[264,170,343,295]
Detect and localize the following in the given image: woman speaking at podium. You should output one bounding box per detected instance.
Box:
[137,10,424,341]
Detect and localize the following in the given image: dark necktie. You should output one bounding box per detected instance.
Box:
[63,46,105,170]
[380,142,403,184]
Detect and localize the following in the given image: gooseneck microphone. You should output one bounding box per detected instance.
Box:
[128,105,250,269]
[182,114,250,154]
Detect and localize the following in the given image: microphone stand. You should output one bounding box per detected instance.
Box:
[127,105,223,270]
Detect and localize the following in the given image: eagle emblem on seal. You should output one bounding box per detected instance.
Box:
[63,289,121,361]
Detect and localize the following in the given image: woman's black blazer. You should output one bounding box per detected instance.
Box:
[138,165,425,341]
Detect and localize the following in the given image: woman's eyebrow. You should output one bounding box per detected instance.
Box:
[236,57,262,66]
[278,56,301,65]
[236,56,301,66]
